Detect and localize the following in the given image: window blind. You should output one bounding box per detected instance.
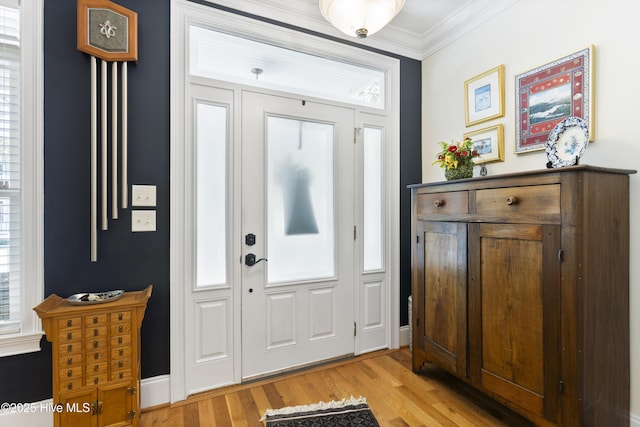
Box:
[0,3,20,334]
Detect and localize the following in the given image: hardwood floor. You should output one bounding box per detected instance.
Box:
[140,348,534,426]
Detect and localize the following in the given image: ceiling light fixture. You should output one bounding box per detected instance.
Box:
[319,0,406,39]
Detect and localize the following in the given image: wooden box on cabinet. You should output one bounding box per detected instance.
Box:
[34,285,152,427]
[410,166,634,427]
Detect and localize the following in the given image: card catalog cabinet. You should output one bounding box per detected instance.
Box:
[410,166,634,427]
[35,286,152,427]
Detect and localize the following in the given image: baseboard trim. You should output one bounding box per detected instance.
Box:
[140,374,171,409]
[399,324,410,348]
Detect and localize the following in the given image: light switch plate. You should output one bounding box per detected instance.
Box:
[131,210,156,232]
[132,185,157,207]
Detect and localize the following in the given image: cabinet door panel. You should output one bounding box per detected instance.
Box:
[100,381,134,427]
[469,223,560,422]
[58,389,97,427]
[414,221,467,377]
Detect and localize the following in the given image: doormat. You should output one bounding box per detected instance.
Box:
[261,396,379,426]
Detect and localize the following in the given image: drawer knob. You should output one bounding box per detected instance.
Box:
[506,196,518,205]
[68,382,73,390]
[94,340,99,348]
[67,370,73,377]
[67,319,73,327]
[67,345,73,352]
[67,358,73,365]
[94,377,99,385]
[433,199,445,208]
[94,329,99,336]
[67,332,73,340]
[118,360,123,368]
[118,313,123,321]
[93,316,98,324]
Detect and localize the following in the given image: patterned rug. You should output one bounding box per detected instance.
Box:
[261,396,379,426]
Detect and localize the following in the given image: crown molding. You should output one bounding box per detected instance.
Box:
[194,0,521,60]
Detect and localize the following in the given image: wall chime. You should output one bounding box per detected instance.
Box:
[77,0,138,261]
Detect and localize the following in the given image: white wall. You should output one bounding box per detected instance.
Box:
[422,0,640,421]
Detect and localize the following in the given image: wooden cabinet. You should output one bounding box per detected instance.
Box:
[410,166,634,427]
[35,286,152,427]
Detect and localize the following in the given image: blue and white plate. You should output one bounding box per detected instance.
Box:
[545,116,589,168]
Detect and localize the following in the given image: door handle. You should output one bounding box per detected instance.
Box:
[245,253,267,266]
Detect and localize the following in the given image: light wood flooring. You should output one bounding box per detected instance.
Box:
[140,348,534,426]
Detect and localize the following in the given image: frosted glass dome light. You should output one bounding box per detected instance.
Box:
[319,0,406,39]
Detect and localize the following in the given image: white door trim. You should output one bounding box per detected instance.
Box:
[170,0,400,403]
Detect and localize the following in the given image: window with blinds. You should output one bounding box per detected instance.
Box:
[0,4,20,334]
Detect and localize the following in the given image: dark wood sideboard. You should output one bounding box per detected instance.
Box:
[410,165,635,426]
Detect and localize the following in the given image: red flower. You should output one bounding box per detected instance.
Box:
[461,151,469,156]
[448,145,457,152]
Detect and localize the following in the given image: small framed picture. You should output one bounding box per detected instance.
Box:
[464,124,504,164]
[515,46,594,153]
[465,65,505,127]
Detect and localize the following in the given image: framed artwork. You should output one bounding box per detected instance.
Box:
[465,124,504,164]
[465,65,504,127]
[515,46,594,154]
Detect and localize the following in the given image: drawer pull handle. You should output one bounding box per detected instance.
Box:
[118,337,123,344]
[94,364,99,372]
[119,325,123,332]
[118,313,123,321]
[93,341,99,348]
[68,382,73,390]
[67,319,73,327]
[67,332,73,340]
[67,358,73,365]
[67,345,73,352]
[94,329,99,336]
[433,199,445,208]
[506,196,518,205]
[94,377,99,385]
[67,370,73,377]
[119,372,124,379]
[93,316,98,324]
[119,349,124,356]
[94,352,99,360]
[118,360,123,367]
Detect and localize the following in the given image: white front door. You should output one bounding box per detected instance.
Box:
[241,91,356,380]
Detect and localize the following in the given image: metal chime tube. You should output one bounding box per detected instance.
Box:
[122,62,128,209]
[112,61,118,219]
[91,56,98,262]
[101,59,108,230]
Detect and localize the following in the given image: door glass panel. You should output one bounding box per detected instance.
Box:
[267,117,335,284]
[196,102,227,287]
[363,127,383,271]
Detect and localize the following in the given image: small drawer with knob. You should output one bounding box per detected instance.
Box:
[110,334,131,347]
[416,191,469,215]
[110,369,132,381]
[58,353,83,368]
[85,313,107,326]
[475,184,561,223]
[58,317,82,331]
[110,311,131,323]
[58,366,83,381]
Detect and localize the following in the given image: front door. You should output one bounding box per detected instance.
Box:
[241,91,356,380]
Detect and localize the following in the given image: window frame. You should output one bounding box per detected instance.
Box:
[0,0,44,357]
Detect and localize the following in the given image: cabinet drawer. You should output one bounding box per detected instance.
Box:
[60,379,83,392]
[111,358,131,370]
[86,350,108,362]
[111,346,132,359]
[110,322,132,334]
[87,361,108,375]
[59,366,83,380]
[87,374,109,386]
[111,369,132,381]
[111,334,131,347]
[86,337,107,351]
[86,326,108,338]
[85,313,108,326]
[476,184,560,221]
[59,353,83,368]
[110,311,131,323]
[59,342,82,355]
[416,191,468,215]
[58,317,82,330]
[59,328,82,342]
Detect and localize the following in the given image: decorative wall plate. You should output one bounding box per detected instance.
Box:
[77,0,138,61]
[68,289,124,305]
[545,116,589,168]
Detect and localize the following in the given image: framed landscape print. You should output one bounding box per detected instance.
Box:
[465,65,504,126]
[464,124,504,164]
[515,46,594,153]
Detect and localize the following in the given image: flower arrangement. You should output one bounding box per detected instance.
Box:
[432,137,480,180]
[432,137,479,169]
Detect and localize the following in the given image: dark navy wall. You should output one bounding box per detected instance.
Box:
[0,0,419,404]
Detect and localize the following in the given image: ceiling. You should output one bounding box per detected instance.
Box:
[203,0,521,59]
